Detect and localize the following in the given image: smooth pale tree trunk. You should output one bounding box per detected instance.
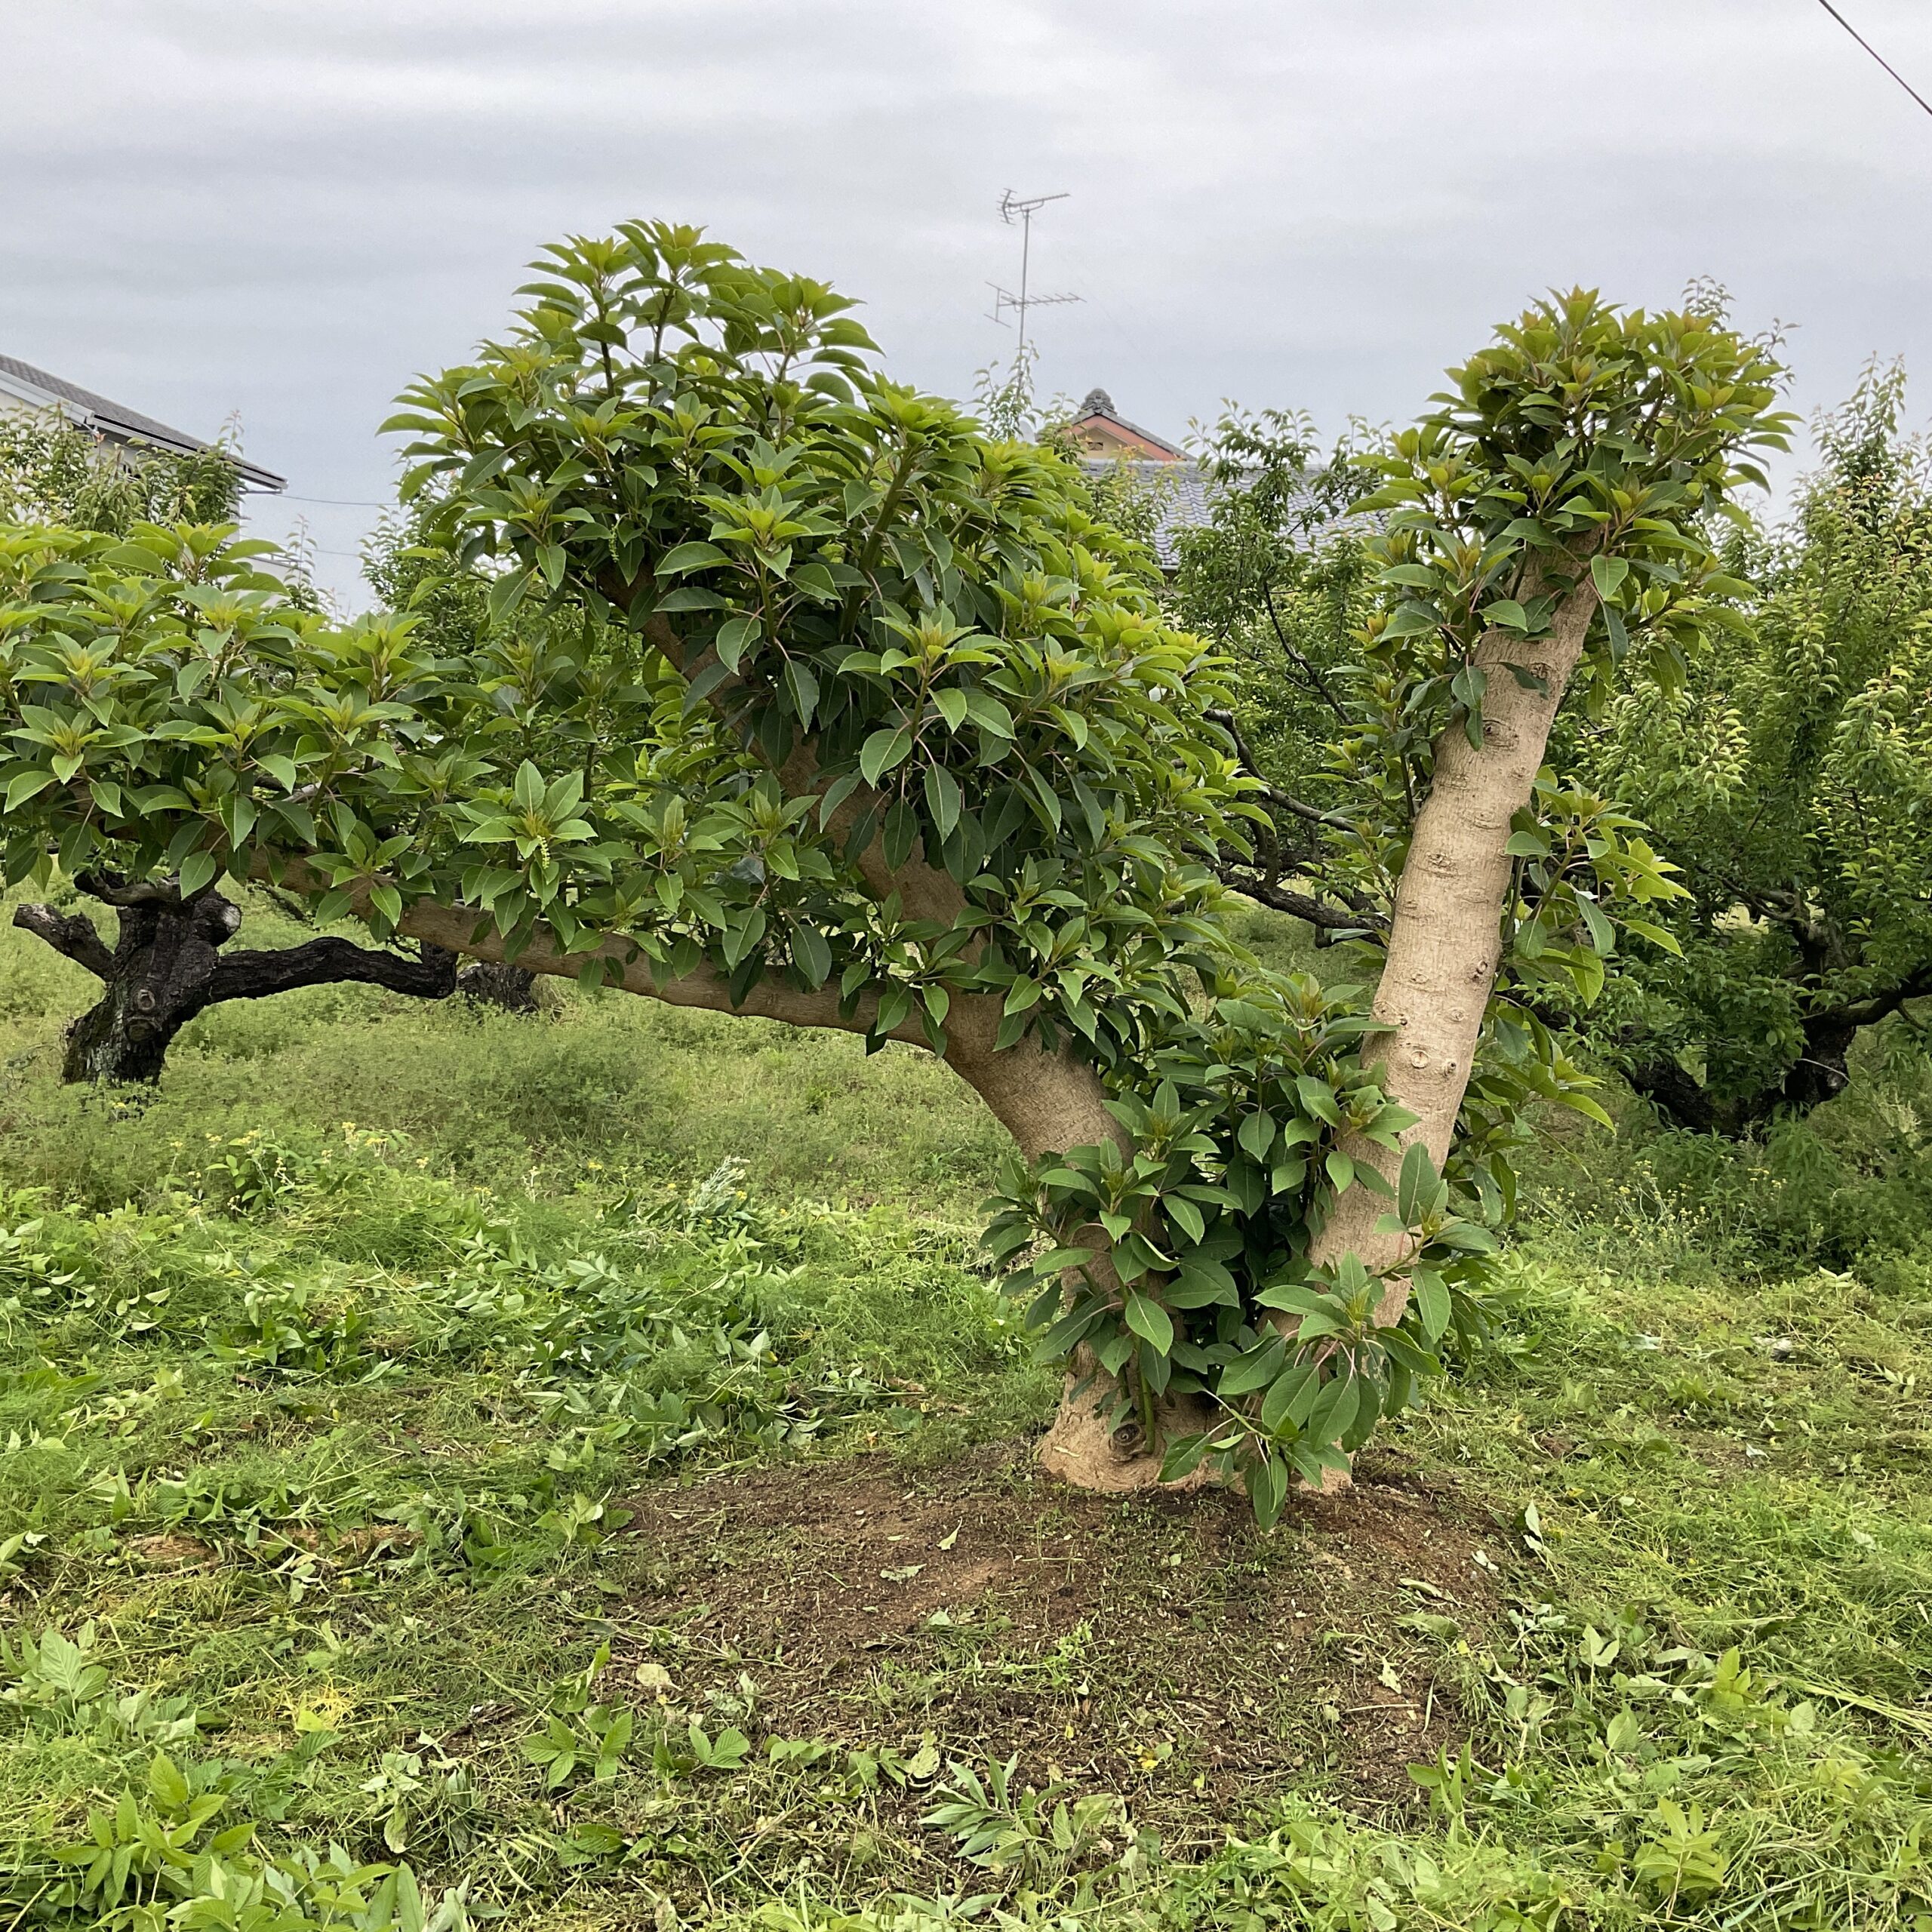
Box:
[940,995,1216,1491]
[1307,575,1601,1314]
[15,887,460,1085]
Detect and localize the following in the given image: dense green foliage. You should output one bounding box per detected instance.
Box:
[0,236,1791,1506]
[1187,360,1932,1145]
[0,414,242,538]
[2,906,1930,1929]
[1574,366,1932,1129]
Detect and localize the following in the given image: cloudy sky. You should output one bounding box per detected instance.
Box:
[7,1,1932,603]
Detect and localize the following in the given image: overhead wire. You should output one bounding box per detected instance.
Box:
[1814,0,1932,120]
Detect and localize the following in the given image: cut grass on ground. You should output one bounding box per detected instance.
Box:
[2,899,1930,1928]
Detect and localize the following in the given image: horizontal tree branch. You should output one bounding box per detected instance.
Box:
[1836,966,1932,1030]
[72,869,188,909]
[248,854,938,1053]
[206,937,459,1006]
[1214,862,1385,936]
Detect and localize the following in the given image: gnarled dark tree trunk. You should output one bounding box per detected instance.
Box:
[454,960,547,1013]
[14,877,458,1085]
[1624,974,1932,1137]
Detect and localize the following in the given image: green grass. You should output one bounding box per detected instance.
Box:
[2,896,1930,1929]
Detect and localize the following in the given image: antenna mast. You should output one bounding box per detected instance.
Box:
[988,189,1079,351]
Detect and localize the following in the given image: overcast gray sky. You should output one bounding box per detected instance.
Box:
[8,1,1931,602]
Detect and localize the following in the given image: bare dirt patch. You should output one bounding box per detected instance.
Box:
[616,1440,1497,1851]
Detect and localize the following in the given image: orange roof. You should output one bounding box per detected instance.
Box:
[1065,386,1183,462]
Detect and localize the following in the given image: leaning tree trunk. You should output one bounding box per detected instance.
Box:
[1307,574,1603,1313]
[14,883,458,1085]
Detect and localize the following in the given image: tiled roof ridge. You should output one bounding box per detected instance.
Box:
[1067,385,1184,460]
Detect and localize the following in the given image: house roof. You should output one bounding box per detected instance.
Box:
[0,352,285,492]
[1079,457,1212,570]
[1066,386,1185,461]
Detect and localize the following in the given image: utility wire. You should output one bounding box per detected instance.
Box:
[1815,0,1932,120]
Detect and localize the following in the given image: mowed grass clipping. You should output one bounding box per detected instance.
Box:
[2,894,1930,1930]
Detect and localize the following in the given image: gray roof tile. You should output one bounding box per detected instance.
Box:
[0,352,284,491]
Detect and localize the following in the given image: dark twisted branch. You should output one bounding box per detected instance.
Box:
[12,903,114,979]
[1259,581,1349,719]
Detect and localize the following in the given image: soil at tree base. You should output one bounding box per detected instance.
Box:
[618,1440,1497,1857]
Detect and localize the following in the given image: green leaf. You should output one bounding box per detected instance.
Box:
[923,764,961,839]
[1398,1141,1437,1226]
[177,851,218,900]
[5,770,54,811]
[1294,1075,1340,1128]
[1411,1269,1451,1342]
[1260,1362,1318,1435]
[1590,554,1630,600]
[791,921,832,988]
[1218,1337,1286,1398]
[1122,1290,1174,1355]
[1164,1194,1206,1245]
[715,615,759,673]
[1621,918,1683,956]
[657,540,728,574]
[860,727,915,786]
[1247,1455,1288,1529]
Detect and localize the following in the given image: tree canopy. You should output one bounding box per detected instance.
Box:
[1570,365,1932,1130]
[0,226,1789,1514]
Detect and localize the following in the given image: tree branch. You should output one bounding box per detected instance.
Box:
[1213,863,1386,937]
[205,937,460,1006]
[1836,966,1932,1029]
[395,897,939,1046]
[12,903,114,980]
[72,869,184,909]
[1201,709,1355,832]
[1259,580,1348,719]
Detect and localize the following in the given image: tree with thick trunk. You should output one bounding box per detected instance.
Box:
[0,242,1788,1518]
[14,877,457,1085]
[1620,969,1932,1135]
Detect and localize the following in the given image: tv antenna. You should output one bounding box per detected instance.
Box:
[987,189,1080,351]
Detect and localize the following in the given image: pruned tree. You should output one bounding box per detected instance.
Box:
[0,230,1786,1512]
[14,875,457,1084]
[0,435,463,1084]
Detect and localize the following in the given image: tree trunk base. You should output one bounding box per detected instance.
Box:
[1036,1374,1217,1494]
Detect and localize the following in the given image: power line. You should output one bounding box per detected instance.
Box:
[1815,0,1932,121]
